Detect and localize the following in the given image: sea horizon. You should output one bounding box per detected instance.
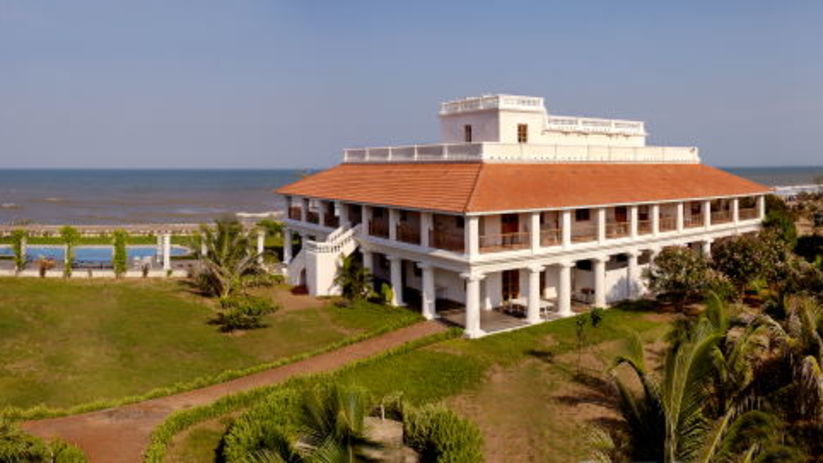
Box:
[1,165,821,226]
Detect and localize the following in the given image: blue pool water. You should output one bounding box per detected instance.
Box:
[0,245,190,263]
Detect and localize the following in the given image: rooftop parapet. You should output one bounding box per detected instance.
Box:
[342,142,699,164]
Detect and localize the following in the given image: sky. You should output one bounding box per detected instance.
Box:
[0,1,821,169]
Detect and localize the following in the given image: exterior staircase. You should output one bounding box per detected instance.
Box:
[288,224,361,295]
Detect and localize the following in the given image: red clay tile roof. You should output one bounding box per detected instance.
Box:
[276,163,771,213]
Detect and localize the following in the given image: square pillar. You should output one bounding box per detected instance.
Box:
[319,201,326,227]
[629,205,638,239]
[597,207,607,243]
[461,272,485,338]
[676,202,685,232]
[156,234,163,264]
[337,201,349,227]
[420,212,432,248]
[362,249,373,273]
[466,216,480,257]
[732,198,740,224]
[557,261,573,317]
[363,206,373,235]
[627,250,640,299]
[389,209,399,241]
[256,230,265,264]
[527,264,543,324]
[652,204,660,236]
[702,239,713,258]
[283,229,292,263]
[703,200,712,228]
[163,233,171,271]
[561,210,572,249]
[593,256,608,307]
[530,212,541,252]
[301,198,308,222]
[757,195,766,219]
[419,263,436,320]
[388,255,404,306]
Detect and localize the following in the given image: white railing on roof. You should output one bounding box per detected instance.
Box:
[343,142,699,164]
[440,94,544,115]
[547,115,646,136]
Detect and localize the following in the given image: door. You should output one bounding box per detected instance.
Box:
[502,269,520,300]
[501,214,519,233]
[615,206,628,223]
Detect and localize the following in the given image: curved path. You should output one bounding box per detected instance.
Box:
[23,321,446,463]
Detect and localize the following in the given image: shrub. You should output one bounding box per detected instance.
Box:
[221,388,303,462]
[59,225,80,278]
[212,295,279,332]
[112,230,128,277]
[645,246,726,310]
[763,194,797,247]
[0,417,87,462]
[334,254,373,303]
[711,231,788,296]
[380,282,395,305]
[10,229,26,272]
[403,404,484,463]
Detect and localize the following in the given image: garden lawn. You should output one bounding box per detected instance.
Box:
[163,307,672,463]
[0,278,419,410]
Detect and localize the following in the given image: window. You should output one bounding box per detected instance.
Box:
[575,209,590,222]
[464,124,472,142]
[638,205,650,221]
[691,202,702,215]
[455,216,465,229]
[517,124,528,143]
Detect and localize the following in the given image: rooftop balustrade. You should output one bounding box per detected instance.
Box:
[343,142,699,164]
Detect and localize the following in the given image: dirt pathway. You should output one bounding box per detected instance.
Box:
[23,321,446,463]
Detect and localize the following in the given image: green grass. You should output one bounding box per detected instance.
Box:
[0,278,419,410]
[156,308,671,462]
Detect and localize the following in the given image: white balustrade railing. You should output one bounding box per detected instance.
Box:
[304,224,361,255]
[546,115,646,136]
[343,142,699,164]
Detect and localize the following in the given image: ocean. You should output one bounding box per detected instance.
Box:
[0,166,821,225]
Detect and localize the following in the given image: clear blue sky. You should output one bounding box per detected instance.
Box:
[1,1,821,169]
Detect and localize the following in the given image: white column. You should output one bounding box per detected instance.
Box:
[650,247,661,262]
[362,249,373,273]
[388,255,404,306]
[676,202,685,232]
[557,262,573,317]
[732,198,740,224]
[629,205,638,239]
[527,264,543,324]
[21,236,26,263]
[283,230,292,263]
[337,201,349,227]
[466,216,479,257]
[757,195,766,219]
[593,256,608,307]
[627,250,640,299]
[420,212,432,248]
[199,232,208,257]
[319,201,326,227]
[256,230,265,264]
[530,212,541,252]
[389,208,399,241]
[652,204,660,236]
[703,200,712,228]
[462,272,484,338]
[702,239,713,258]
[419,262,436,320]
[163,233,171,271]
[300,198,308,222]
[597,207,606,243]
[156,234,163,264]
[561,210,572,248]
[363,206,372,235]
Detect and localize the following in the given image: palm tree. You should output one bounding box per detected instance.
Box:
[59,225,80,277]
[334,254,373,304]
[245,386,380,463]
[197,219,265,299]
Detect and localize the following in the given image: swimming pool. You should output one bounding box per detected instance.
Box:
[0,245,191,263]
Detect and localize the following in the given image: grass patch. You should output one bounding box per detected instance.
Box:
[0,278,420,414]
[145,308,671,462]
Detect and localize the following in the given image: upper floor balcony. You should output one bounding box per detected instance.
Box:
[342,142,700,164]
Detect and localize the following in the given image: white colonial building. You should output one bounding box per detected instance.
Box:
[277,94,770,338]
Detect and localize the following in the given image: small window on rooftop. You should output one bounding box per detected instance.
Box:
[517,124,528,143]
[464,125,472,142]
